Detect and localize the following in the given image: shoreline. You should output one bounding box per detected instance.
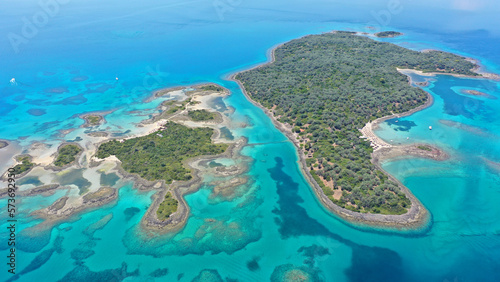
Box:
[397,67,500,81]
[90,84,238,233]
[13,83,238,233]
[231,73,429,229]
[9,31,500,233]
[0,140,8,149]
[227,34,487,230]
[138,137,248,234]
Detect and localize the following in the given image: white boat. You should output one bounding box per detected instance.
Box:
[429,126,432,130]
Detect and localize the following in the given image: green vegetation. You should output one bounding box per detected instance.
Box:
[200,84,224,92]
[96,121,228,183]
[11,156,34,175]
[87,115,101,125]
[188,109,217,121]
[54,144,82,167]
[236,32,477,214]
[166,104,184,114]
[417,145,432,151]
[165,98,191,114]
[157,192,178,220]
[375,31,403,38]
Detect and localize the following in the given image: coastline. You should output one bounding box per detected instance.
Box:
[94,84,240,233]
[227,36,482,230]
[9,32,499,233]
[231,74,427,228]
[0,140,8,149]
[139,138,248,234]
[397,67,500,81]
[12,83,239,234]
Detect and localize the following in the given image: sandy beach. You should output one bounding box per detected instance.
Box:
[397,66,500,81]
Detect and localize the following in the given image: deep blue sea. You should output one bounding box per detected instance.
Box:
[1,0,500,281]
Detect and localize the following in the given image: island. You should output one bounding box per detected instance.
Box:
[375,31,403,38]
[81,114,105,127]
[460,89,496,99]
[54,144,83,167]
[96,121,228,184]
[10,155,35,176]
[234,31,480,227]
[3,84,239,233]
[2,32,487,232]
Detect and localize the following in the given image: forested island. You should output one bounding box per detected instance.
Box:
[54,144,82,167]
[11,155,34,176]
[375,31,403,38]
[235,31,477,216]
[96,121,228,184]
[96,119,228,220]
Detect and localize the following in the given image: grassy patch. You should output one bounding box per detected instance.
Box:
[200,85,224,92]
[188,109,217,121]
[165,98,191,115]
[417,145,432,151]
[157,192,178,220]
[87,115,101,125]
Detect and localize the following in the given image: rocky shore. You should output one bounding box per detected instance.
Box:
[31,186,118,228]
[0,140,8,149]
[372,144,449,163]
[459,89,496,99]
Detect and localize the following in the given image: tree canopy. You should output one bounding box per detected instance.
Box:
[236,32,476,214]
[54,144,82,167]
[96,121,228,184]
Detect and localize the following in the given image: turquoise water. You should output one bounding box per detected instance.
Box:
[1,0,500,281]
